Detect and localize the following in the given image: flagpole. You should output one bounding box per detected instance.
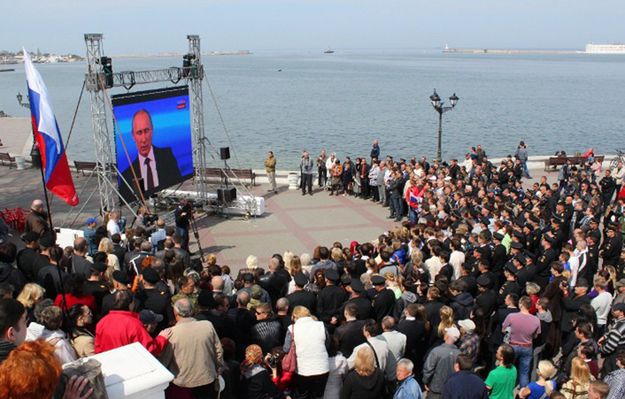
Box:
[31,138,54,229]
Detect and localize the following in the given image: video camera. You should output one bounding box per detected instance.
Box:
[142,213,159,227]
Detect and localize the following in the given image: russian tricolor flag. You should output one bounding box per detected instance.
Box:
[24,49,78,206]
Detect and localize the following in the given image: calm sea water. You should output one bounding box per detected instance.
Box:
[1,50,624,168]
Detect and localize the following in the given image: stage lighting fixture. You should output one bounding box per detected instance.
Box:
[182,54,195,78]
[100,56,114,88]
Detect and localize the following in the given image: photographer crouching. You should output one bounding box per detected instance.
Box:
[175,199,193,251]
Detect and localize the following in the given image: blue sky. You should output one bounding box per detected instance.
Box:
[3,0,624,53]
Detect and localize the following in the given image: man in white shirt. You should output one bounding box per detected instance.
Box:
[378,316,406,383]
[591,277,614,336]
[424,246,444,285]
[347,319,391,378]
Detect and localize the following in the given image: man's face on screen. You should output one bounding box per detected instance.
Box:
[132,111,154,158]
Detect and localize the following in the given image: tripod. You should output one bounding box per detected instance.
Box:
[189,212,205,263]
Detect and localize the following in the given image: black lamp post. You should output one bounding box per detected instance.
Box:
[429,89,459,162]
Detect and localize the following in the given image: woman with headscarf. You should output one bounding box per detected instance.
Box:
[240,344,284,399]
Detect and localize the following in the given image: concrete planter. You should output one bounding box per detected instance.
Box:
[288,172,300,190]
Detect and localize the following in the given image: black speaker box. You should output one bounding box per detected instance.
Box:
[217,187,237,203]
[220,147,230,160]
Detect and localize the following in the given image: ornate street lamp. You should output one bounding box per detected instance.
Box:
[429,89,459,161]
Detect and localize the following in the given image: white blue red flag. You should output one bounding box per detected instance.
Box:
[24,49,78,206]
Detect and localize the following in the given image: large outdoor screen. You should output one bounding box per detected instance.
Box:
[112,86,194,203]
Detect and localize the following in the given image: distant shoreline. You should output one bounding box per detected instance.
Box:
[442,47,582,55]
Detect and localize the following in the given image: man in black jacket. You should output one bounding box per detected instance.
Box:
[0,244,26,296]
[371,274,396,322]
[334,303,366,357]
[601,225,622,267]
[286,273,316,316]
[119,109,185,202]
[449,280,474,321]
[561,279,591,341]
[339,279,372,320]
[316,269,347,327]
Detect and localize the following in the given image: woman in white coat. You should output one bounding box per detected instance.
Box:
[284,306,330,399]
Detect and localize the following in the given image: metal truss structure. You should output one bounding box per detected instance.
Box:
[84,33,209,213]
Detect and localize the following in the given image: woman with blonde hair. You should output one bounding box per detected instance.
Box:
[437,305,456,338]
[16,283,45,323]
[561,357,594,399]
[384,272,403,299]
[286,255,306,294]
[283,250,294,270]
[98,237,120,271]
[339,346,385,399]
[283,306,329,398]
[519,360,557,399]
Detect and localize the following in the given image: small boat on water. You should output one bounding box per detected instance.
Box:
[324,48,335,54]
[0,68,15,73]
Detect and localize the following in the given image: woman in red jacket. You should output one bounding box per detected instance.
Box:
[54,273,97,313]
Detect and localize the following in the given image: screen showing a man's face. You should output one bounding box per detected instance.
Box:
[132,111,154,157]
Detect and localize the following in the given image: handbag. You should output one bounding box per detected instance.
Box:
[281,325,297,373]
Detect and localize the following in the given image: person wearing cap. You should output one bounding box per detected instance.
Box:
[475,274,497,317]
[32,230,57,278]
[501,296,540,388]
[586,234,600,279]
[498,264,521,306]
[614,278,625,305]
[139,309,163,336]
[492,232,508,274]
[100,270,132,317]
[136,267,174,334]
[598,303,625,374]
[286,272,316,316]
[514,255,535,289]
[600,168,617,208]
[83,217,99,256]
[159,297,224,396]
[338,278,372,321]
[457,319,479,365]
[371,274,396,322]
[83,262,109,312]
[535,235,558,288]
[600,224,622,268]
[16,231,40,282]
[316,268,347,326]
[422,326,461,399]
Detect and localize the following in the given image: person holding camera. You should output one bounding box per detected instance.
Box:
[175,199,192,251]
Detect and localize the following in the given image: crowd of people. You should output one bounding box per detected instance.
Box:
[1,141,625,399]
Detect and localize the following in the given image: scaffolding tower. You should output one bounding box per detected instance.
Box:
[84,33,209,213]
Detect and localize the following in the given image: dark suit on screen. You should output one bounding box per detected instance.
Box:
[119,146,183,202]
